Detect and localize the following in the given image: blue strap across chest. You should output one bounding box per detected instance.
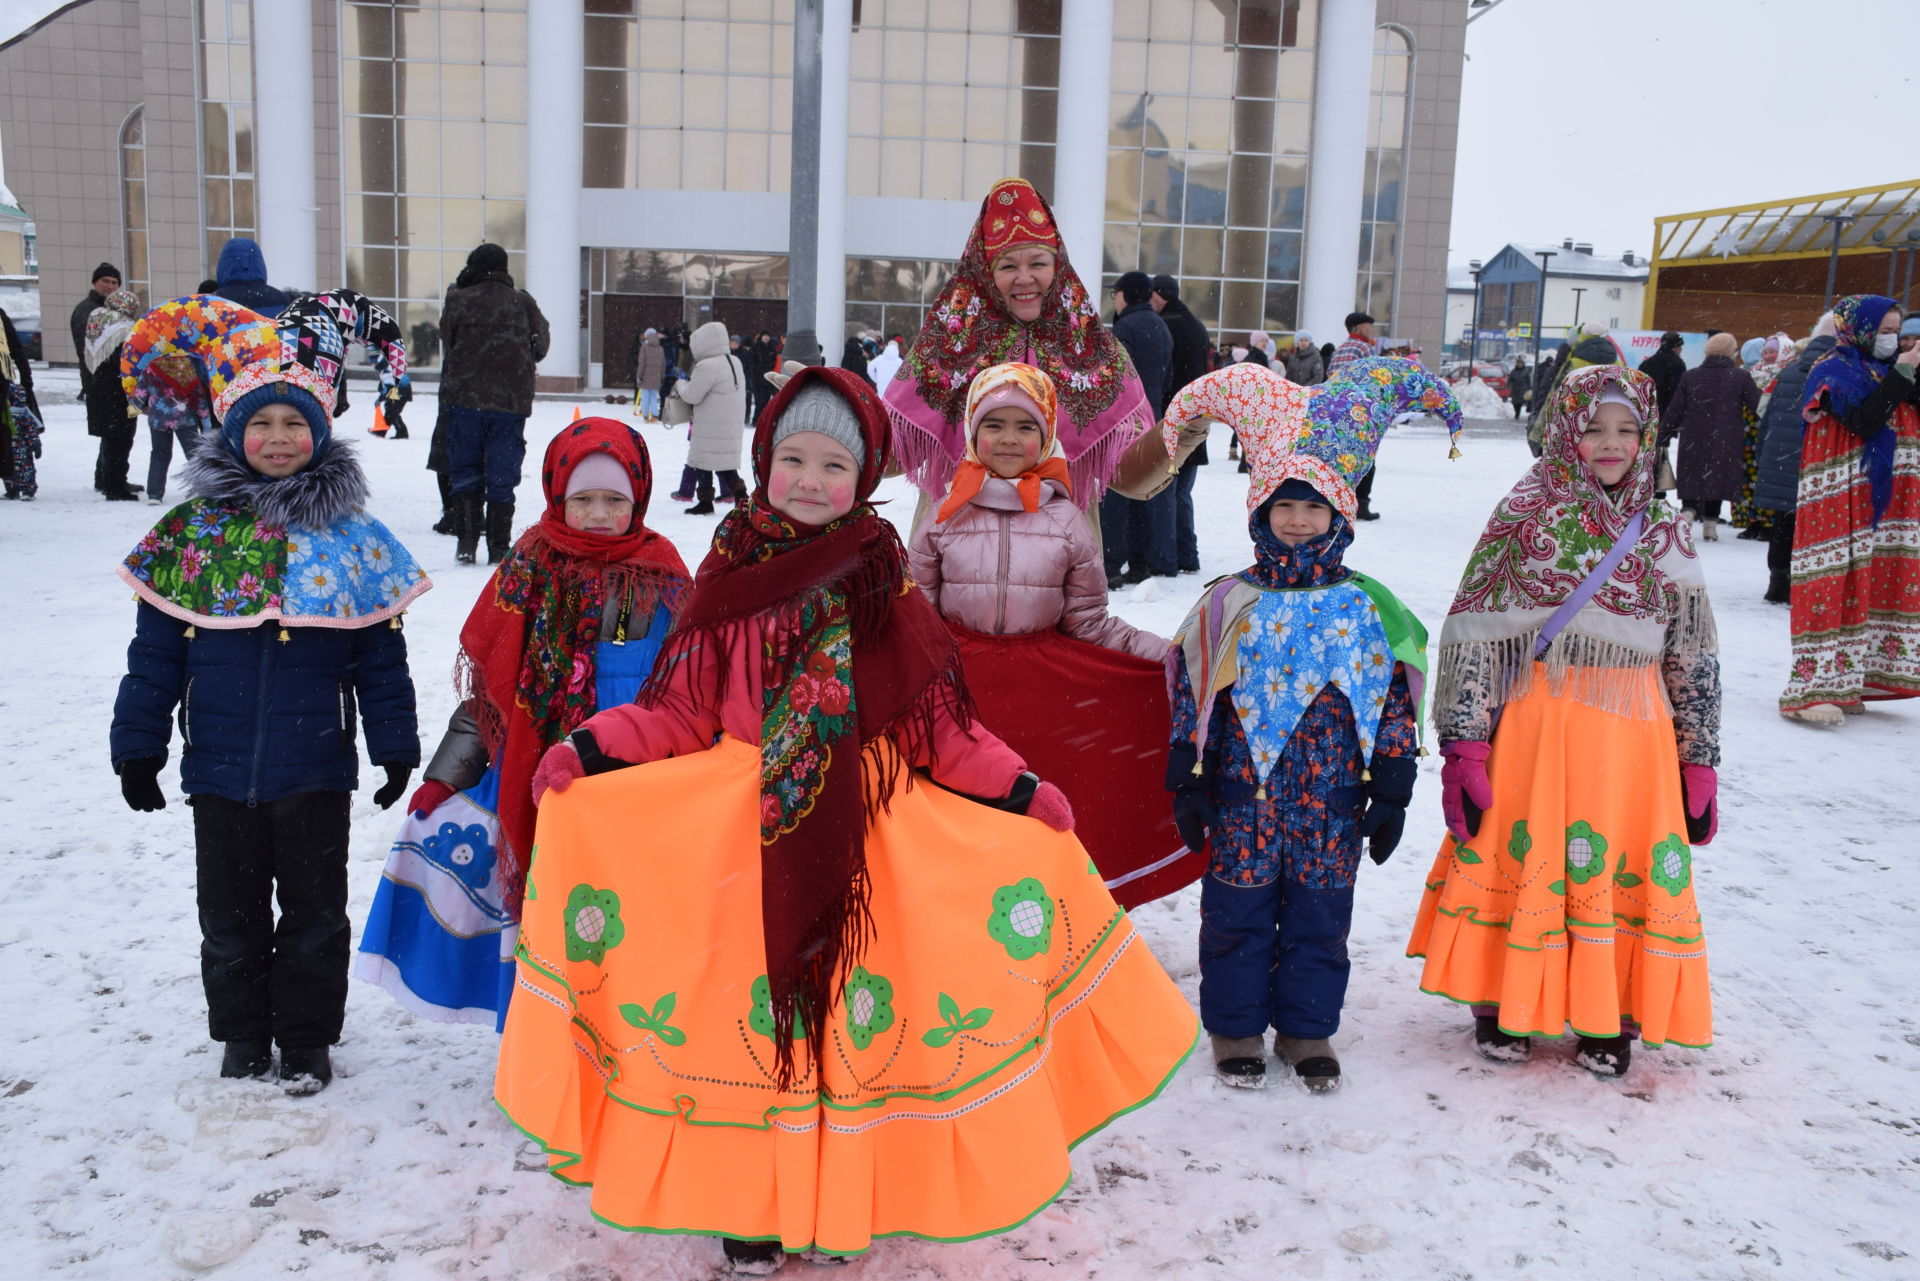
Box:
[593,602,670,711]
[1230,580,1395,780]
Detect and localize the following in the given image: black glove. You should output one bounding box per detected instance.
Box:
[1171,788,1217,855]
[1357,756,1418,866]
[120,757,166,812]
[372,763,413,810]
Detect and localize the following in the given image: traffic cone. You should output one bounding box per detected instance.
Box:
[369,403,389,436]
[571,405,582,422]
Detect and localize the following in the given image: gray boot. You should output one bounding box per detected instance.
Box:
[1211,1034,1267,1089]
[1274,1034,1341,1093]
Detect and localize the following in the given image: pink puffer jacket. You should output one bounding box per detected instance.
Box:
[908,476,1168,662]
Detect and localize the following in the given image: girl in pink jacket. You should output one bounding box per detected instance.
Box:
[910,363,1195,908]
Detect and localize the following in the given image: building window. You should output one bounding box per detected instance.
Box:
[1606,286,1622,300]
[340,0,529,368]
[199,0,257,275]
[1105,0,1314,340]
[1356,25,1412,336]
[120,107,149,301]
[581,0,795,194]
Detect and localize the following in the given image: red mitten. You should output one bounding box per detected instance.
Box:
[531,742,584,807]
[1680,763,1718,846]
[1026,780,1075,833]
[408,779,454,818]
[1439,740,1493,844]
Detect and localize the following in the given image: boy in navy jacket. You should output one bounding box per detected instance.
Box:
[110,301,429,1092]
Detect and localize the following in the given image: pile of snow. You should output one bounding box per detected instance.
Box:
[2,368,1916,1278]
[1451,376,1508,419]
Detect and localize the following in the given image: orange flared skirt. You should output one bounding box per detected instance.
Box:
[495,735,1199,1256]
[1406,666,1712,1047]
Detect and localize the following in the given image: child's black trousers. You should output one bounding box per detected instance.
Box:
[192,790,352,1048]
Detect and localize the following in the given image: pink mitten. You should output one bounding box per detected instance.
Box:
[1680,763,1718,845]
[531,742,584,807]
[1440,740,1493,844]
[1026,780,1075,833]
[407,779,454,819]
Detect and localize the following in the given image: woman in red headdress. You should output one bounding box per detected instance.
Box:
[498,368,1196,1274]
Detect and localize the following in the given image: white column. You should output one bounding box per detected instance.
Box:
[1301,0,1375,339]
[1054,0,1113,278]
[252,0,318,291]
[814,0,852,346]
[525,0,585,387]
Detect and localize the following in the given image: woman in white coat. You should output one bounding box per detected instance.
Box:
[673,320,748,515]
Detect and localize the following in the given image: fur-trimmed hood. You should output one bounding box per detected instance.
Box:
[186,437,370,530]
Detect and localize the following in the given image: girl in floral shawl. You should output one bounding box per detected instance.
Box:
[356,418,689,1028]
[499,368,1195,1274]
[884,177,1157,513]
[1409,365,1721,1078]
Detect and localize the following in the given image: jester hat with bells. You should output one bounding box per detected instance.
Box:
[1161,356,1464,521]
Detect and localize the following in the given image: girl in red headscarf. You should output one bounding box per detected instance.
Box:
[357,418,689,1029]
[501,368,1196,1275]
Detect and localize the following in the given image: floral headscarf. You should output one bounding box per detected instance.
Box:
[1435,365,1714,722]
[885,178,1152,510]
[1804,293,1901,523]
[83,288,144,373]
[934,362,1073,522]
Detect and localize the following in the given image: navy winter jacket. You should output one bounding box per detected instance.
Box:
[1112,300,1174,418]
[111,602,419,805]
[1752,336,1835,516]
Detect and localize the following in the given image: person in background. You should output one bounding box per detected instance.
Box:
[1284,329,1325,385]
[632,328,665,422]
[1902,315,1920,356]
[839,334,875,387]
[1752,312,1837,604]
[745,331,779,424]
[1152,273,1212,575]
[211,237,291,319]
[1637,331,1687,422]
[2,304,45,499]
[866,334,904,394]
[440,242,552,565]
[1667,332,1760,541]
[676,319,751,514]
[1327,312,1379,375]
[1102,270,1174,586]
[70,262,121,404]
[82,286,146,500]
[1507,355,1532,420]
[1242,330,1273,369]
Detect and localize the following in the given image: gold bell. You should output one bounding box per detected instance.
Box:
[1361,768,1372,783]
[1448,443,1462,460]
[183,625,197,639]
[277,627,292,643]
[1255,785,1268,802]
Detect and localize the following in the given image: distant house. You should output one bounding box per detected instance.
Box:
[1451,240,1650,359]
[0,200,32,278]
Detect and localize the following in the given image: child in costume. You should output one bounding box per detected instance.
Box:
[499,367,1197,1276]
[110,305,430,1093]
[356,418,689,1028]
[1409,364,1720,1077]
[908,362,1191,906]
[1164,358,1455,1092]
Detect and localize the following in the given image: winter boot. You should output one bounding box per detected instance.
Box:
[668,466,697,504]
[220,1038,273,1080]
[278,1044,333,1095]
[721,1238,787,1276]
[1764,570,1790,605]
[454,493,484,565]
[1210,1034,1267,1088]
[1572,1033,1632,1078]
[485,500,516,565]
[432,472,456,535]
[1701,516,1719,541]
[1274,1034,1341,1093]
[1472,1014,1532,1063]
[684,477,717,516]
[720,471,750,506]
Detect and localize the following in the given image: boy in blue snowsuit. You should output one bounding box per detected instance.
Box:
[1163,359,1460,1091]
[110,303,429,1093]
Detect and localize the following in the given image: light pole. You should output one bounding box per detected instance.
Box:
[1533,249,1556,367]
[1468,261,1484,363]
[784,0,824,365]
[1570,286,1587,332]
[1820,213,1856,310]
[1905,231,1920,310]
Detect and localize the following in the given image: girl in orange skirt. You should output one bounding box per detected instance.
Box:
[1409,365,1721,1077]
[507,367,1197,1275]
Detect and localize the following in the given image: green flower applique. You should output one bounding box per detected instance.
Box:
[1649,835,1693,896]
[843,966,896,1050]
[922,992,993,1048]
[988,878,1055,960]
[563,884,625,964]
[620,993,687,1046]
[747,974,806,1042]
[1507,820,1532,865]
[1564,821,1608,885]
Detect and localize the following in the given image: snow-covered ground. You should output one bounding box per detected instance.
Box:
[3,367,1915,1280]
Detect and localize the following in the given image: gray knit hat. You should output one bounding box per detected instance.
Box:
[770,380,866,468]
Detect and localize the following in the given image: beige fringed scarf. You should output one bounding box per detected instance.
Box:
[1435,365,1717,722]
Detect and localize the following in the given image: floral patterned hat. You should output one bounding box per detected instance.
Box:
[119,295,280,413]
[978,176,1061,260]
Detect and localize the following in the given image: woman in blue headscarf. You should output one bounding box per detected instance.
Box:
[1778,295,1920,725]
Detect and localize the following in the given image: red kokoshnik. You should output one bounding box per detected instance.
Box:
[884,177,1154,510]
